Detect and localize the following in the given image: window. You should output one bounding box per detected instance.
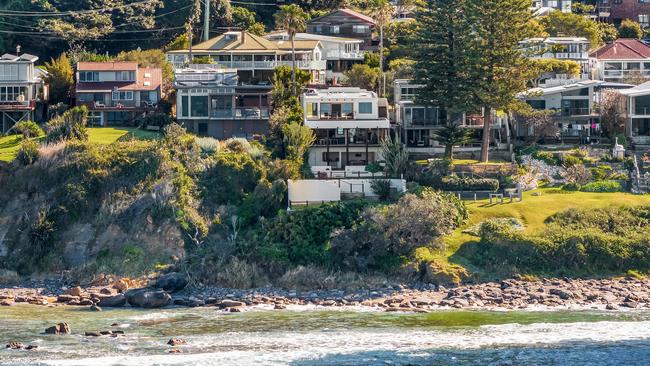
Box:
[330,25,340,34]
[358,102,372,114]
[190,95,209,117]
[198,123,208,135]
[306,102,318,117]
[625,62,641,70]
[88,112,102,126]
[0,64,18,81]
[315,25,323,33]
[341,103,353,116]
[181,96,189,117]
[79,71,99,82]
[0,86,26,101]
[111,91,133,100]
[77,93,93,102]
[321,103,332,117]
[115,71,135,81]
[641,14,650,28]
[353,25,369,34]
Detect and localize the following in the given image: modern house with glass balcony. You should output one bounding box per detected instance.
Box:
[0,52,48,132]
[619,81,650,147]
[591,39,650,83]
[166,31,326,85]
[264,31,364,83]
[302,87,390,170]
[174,65,271,139]
[75,62,161,126]
[520,37,591,86]
[518,80,605,143]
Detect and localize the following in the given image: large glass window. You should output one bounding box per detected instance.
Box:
[191,95,209,117]
[341,103,353,116]
[358,102,372,114]
[79,71,99,82]
[181,96,189,117]
[0,86,26,101]
[0,65,18,81]
[306,102,318,117]
[321,103,332,118]
[115,71,135,81]
[112,91,133,100]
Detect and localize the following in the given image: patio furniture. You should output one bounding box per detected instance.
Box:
[489,193,504,204]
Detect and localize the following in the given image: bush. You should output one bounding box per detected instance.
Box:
[532,150,559,166]
[562,154,581,168]
[580,180,624,192]
[143,112,172,128]
[370,179,392,200]
[45,106,89,143]
[561,164,591,185]
[196,137,220,155]
[15,139,40,165]
[201,151,265,206]
[440,175,499,191]
[591,165,613,181]
[13,121,43,138]
[562,182,581,191]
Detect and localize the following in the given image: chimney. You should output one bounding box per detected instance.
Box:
[241,30,246,43]
[16,45,21,55]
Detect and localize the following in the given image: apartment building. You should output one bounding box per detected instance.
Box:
[75,62,161,126]
[173,65,270,139]
[302,87,390,170]
[0,52,47,131]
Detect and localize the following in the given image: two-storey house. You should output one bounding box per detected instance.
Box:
[302,87,390,170]
[166,31,326,85]
[597,0,650,27]
[75,62,161,126]
[619,81,650,147]
[532,0,572,13]
[590,39,650,83]
[518,80,604,143]
[174,65,271,139]
[265,32,364,83]
[0,52,47,132]
[306,9,376,50]
[520,37,591,86]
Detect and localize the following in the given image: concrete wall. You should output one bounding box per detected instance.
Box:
[288,178,407,207]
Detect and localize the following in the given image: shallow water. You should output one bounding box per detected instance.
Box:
[2,305,650,365]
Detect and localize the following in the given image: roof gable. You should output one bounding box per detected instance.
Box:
[309,8,375,25]
[590,39,650,60]
[192,31,280,52]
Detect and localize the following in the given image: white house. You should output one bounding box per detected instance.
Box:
[518,80,604,142]
[0,52,47,131]
[520,37,591,86]
[619,81,650,146]
[265,32,364,83]
[302,87,390,172]
[590,39,650,83]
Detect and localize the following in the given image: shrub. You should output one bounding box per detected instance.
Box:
[591,165,613,180]
[201,151,265,206]
[196,137,220,155]
[440,175,499,191]
[580,180,624,192]
[562,182,581,191]
[561,164,591,185]
[562,154,581,167]
[13,121,43,138]
[532,150,559,166]
[45,106,89,143]
[370,179,392,200]
[143,112,172,128]
[15,140,40,165]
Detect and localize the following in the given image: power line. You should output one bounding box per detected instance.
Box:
[0,0,160,17]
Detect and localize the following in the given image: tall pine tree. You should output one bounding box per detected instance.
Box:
[471,0,532,162]
[412,0,480,125]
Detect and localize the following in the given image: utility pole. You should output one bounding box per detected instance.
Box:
[203,0,210,41]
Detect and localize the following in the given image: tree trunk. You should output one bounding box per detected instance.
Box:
[379,24,384,96]
[291,35,297,96]
[446,143,453,160]
[480,107,491,163]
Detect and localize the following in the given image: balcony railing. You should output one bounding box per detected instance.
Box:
[0,100,35,110]
[208,60,326,70]
[315,113,355,120]
[325,50,365,60]
[604,70,650,77]
[235,107,269,119]
[561,107,591,116]
[80,100,157,109]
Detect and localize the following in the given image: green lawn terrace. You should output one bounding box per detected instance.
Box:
[0,127,161,162]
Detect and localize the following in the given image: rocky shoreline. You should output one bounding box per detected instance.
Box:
[2,275,650,312]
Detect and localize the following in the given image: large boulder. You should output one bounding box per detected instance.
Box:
[155,272,188,293]
[45,323,71,335]
[97,294,127,308]
[126,288,171,308]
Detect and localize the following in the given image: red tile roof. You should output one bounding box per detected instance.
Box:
[76,67,162,92]
[77,61,139,71]
[590,39,650,60]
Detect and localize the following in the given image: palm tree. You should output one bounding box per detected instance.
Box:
[372,0,394,96]
[274,5,308,96]
[432,123,473,160]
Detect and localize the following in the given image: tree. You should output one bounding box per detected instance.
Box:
[599,89,626,138]
[271,66,311,110]
[283,123,315,167]
[412,0,480,124]
[388,58,416,80]
[380,136,409,178]
[45,106,89,143]
[274,5,309,95]
[432,123,473,159]
[231,6,266,35]
[598,22,619,44]
[472,0,532,163]
[539,11,603,47]
[528,59,581,87]
[344,64,380,90]
[369,0,394,96]
[44,53,74,105]
[619,19,643,39]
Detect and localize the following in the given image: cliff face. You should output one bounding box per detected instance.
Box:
[0,141,187,276]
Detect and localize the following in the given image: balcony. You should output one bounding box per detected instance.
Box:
[0,100,35,110]
[311,113,355,120]
[325,50,364,60]
[561,107,591,117]
[82,100,157,110]
[209,60,326,70]
[235,107,269,119]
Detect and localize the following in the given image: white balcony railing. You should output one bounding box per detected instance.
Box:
[209,60,326,70]
[325,50,365,60]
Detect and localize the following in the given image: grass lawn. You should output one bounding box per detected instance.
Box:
[443,188,650,272]
[0,127,161,162]
[86,127,161,144]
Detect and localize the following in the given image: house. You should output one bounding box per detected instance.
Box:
[75,62,161,126]
[265,31,365,83]
[597,0,650,27]
[532,0,572,12]
[173,65,270,139]
[306,8,376,50]
[393,79,508,158]
[619,81,650,147]
[520,37,591,86]
[517,80,605,143]
[0,52,47,132]
[590,39,650,83]
[166,31,326,85]
[302,87,390,172]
